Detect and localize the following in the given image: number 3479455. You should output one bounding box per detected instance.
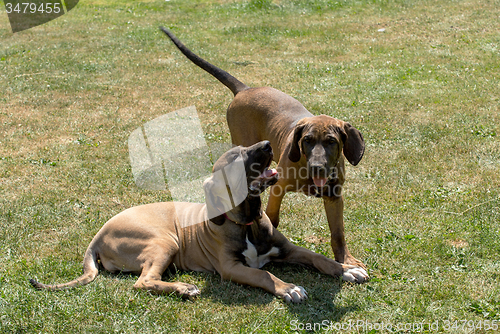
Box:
[5,2,62,14]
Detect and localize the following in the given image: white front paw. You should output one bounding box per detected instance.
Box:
[282,285,308,303]
[342,267,369,283]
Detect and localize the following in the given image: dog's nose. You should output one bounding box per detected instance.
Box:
[262,141,272,152]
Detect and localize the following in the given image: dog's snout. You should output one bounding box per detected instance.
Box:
[310,164,326,171]
[309,163,328,176]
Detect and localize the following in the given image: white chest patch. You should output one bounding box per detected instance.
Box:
[242,236,280,268]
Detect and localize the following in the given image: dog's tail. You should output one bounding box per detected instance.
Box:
[160,26,249,96]
[29,245,99,291]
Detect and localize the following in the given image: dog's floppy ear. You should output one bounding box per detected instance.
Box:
[342,122,365,166]
[204,154,248,225]
[288,120,307,162]
[203,174,230,225]
[209,214,226,225]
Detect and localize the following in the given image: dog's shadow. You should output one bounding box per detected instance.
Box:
[101,263,359,323]
[173,262,359,323]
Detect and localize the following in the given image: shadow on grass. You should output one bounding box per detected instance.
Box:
[25,258,360,331]
[27,250,360,315]
[198,262,360,325]
[112,262,361,322]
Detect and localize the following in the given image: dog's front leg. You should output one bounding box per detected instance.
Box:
[266,180,288,227]
[280,243,369,283]
[324,196,366,269]
[220,262,307,303]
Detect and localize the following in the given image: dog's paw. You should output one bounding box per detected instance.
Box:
[342,266,369,284]
[179,283,201,299]
[344,255,367,270]
[281,285,308,303]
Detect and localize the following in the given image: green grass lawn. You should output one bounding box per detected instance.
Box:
[1,0,499,332]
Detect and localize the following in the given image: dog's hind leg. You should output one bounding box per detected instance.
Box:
[133,269,200,299]
[132,251,200,299]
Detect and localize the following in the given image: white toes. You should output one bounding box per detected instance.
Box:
[283,285,308,303]
[188,286,201,297]
[342,267,369,283]
[182,284,201,298]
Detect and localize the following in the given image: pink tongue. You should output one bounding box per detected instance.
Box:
[262,168,278,178]
[313,177,328,187]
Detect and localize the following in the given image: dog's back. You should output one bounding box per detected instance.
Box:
[227,86,312,157]
[96,202,227,274]
[31,202,223,290]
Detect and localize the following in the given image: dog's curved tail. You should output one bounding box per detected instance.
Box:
[160,26,249,96]
[29,246,99,291]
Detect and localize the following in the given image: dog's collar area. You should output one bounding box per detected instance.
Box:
[223,213,253,225]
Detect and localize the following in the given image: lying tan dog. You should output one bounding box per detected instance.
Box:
[30,141,368,302]
[161,27,367,269]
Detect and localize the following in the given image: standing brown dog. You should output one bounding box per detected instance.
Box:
[161,27,366,269]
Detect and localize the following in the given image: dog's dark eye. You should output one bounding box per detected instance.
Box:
[328,138,337,145]
[303,136,312,143]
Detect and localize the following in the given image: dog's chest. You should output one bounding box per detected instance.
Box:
[241,236,279,269]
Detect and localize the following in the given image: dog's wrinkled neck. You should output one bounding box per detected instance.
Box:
[208,193,263,227]
[242,194,263,223]
[226,194,263,226]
